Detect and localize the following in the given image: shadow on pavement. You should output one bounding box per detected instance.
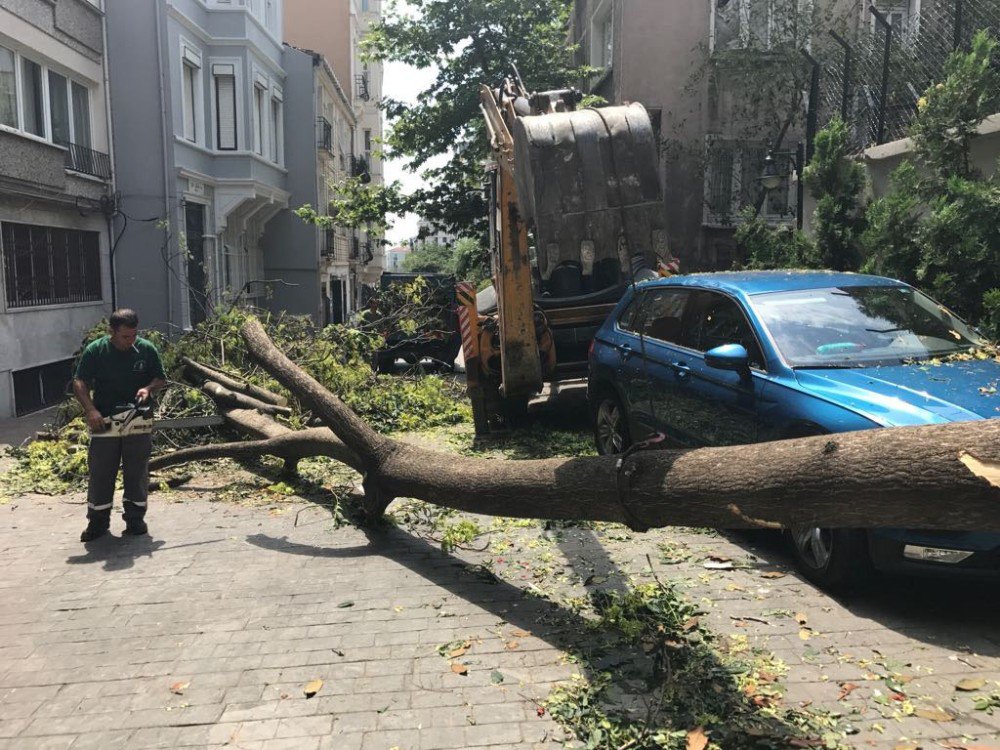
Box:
[65,536,221,571]
[245,524,828,747]
[724,529,1000,657]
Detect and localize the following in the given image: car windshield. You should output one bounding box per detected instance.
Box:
[751,286,984,368]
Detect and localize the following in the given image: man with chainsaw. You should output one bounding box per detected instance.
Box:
[73,308,166,542]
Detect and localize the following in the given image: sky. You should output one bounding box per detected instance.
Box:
[381,60,446,246]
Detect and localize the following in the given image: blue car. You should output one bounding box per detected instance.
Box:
[587,270,1000,588]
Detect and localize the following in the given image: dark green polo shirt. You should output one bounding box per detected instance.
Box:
[75,335,165,416]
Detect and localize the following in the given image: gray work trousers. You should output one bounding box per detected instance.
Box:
[86,434,152,526]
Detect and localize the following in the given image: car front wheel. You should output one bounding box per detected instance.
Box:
[789,526,869,591]
[593,392,630,455]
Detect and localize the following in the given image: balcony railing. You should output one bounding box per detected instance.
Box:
[63,142,111,180]
[351,155,370,182]
[323,230,351,262]
[355,73,370,102]
[319,119,333,152]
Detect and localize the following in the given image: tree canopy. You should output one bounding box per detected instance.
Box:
[363,0,591,239]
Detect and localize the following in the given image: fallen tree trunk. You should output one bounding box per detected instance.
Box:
[236,318,1000,532]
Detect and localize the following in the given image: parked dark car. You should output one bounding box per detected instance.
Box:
[588,270,1000,588]
[369,273,462,372]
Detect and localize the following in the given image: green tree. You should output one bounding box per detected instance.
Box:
[802,117,867,271]
[453,237,491,286]
[362,0,591,239]
[402,242,456,274]
[863,31,1000,326]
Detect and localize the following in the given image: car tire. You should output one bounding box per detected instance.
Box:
[788,527,871,591]
[592,391,630,455]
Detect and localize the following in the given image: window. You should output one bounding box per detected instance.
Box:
[1,222,102,308]
[590,7,613,69]
[617,292,647,333]
[363,128,372,160]
[72,82,91,148]
[713,0,808,52]
[253,82,266,155]
[21,58,45,137]
[680,291,764,368]
[48,71,70,145]
[0,46,17,128]
[704,136,792,226]
[642,289,690,344]
[213,64,237,150]
[320,118,333,152]
[270,95,282,163]
[13,358,74,416]
[182,62,198,142]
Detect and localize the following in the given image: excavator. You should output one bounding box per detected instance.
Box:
[457,68,675,438]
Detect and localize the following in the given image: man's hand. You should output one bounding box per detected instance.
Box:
[86,409,105,432]
[136,387,151,403]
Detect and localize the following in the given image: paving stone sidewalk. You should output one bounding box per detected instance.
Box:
[1,486,998,749]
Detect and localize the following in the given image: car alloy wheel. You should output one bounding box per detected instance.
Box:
[596,398,626,455]
[791,526,833,570]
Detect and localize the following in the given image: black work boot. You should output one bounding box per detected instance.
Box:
[81,510,111,542]
[122,517,148,536]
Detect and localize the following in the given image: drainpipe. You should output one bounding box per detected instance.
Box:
[101,1,117,312]
[154,0,174,328]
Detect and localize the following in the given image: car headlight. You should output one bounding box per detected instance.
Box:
[902,545,974,564]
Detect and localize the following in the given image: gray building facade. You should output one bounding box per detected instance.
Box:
[0,0,115,418]
[105,0,291,332]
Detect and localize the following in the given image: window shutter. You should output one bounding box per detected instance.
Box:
[215,71,237,150]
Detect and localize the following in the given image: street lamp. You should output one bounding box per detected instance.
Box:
[758,152,785,192]
[757,143,806,230]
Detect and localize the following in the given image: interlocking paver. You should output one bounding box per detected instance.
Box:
[2,457,999,750]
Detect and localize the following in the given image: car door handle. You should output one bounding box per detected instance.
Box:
[671,361,690,379]
[617,344,633,360]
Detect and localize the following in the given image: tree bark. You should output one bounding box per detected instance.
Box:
[149,406,362,475]
[182,357,288,406]
[237,318,1000,532]
[201,381,292,417]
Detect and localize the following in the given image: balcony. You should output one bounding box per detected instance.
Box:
[63,142,112,180]
[319,119,333,152]
[351,155,370,182]
[323,230,351,263]
[355,73,370,102]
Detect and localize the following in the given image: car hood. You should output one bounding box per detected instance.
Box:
[793,359,1000,427]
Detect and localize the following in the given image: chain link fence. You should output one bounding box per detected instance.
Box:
[814,0,1000,150]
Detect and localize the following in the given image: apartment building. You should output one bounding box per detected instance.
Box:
[105,0,290,331]
[262,44,357,324]
[0,0,114,418]
[413,218,460,251]
[570,0,911,270]
[285,0,385,309]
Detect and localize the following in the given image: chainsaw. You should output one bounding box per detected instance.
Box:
[93,403,224,437]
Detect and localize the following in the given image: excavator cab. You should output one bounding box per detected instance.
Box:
[459,69,672,437]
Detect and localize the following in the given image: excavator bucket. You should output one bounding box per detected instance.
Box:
[512,103,667,293]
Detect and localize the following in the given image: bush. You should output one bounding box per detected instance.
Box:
[862,31,1000,327]
[735,210,819,270]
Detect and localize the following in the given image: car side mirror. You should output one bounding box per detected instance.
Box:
[705,344,751,375]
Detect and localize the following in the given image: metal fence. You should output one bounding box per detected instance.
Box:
[814,0,1000,150]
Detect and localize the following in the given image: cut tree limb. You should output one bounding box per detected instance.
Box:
[182,357,288,407]
[201,381,292,416]
[239,318,1000,532]
[149,406,361,475]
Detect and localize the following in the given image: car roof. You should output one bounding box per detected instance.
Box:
[641,270,907,296]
